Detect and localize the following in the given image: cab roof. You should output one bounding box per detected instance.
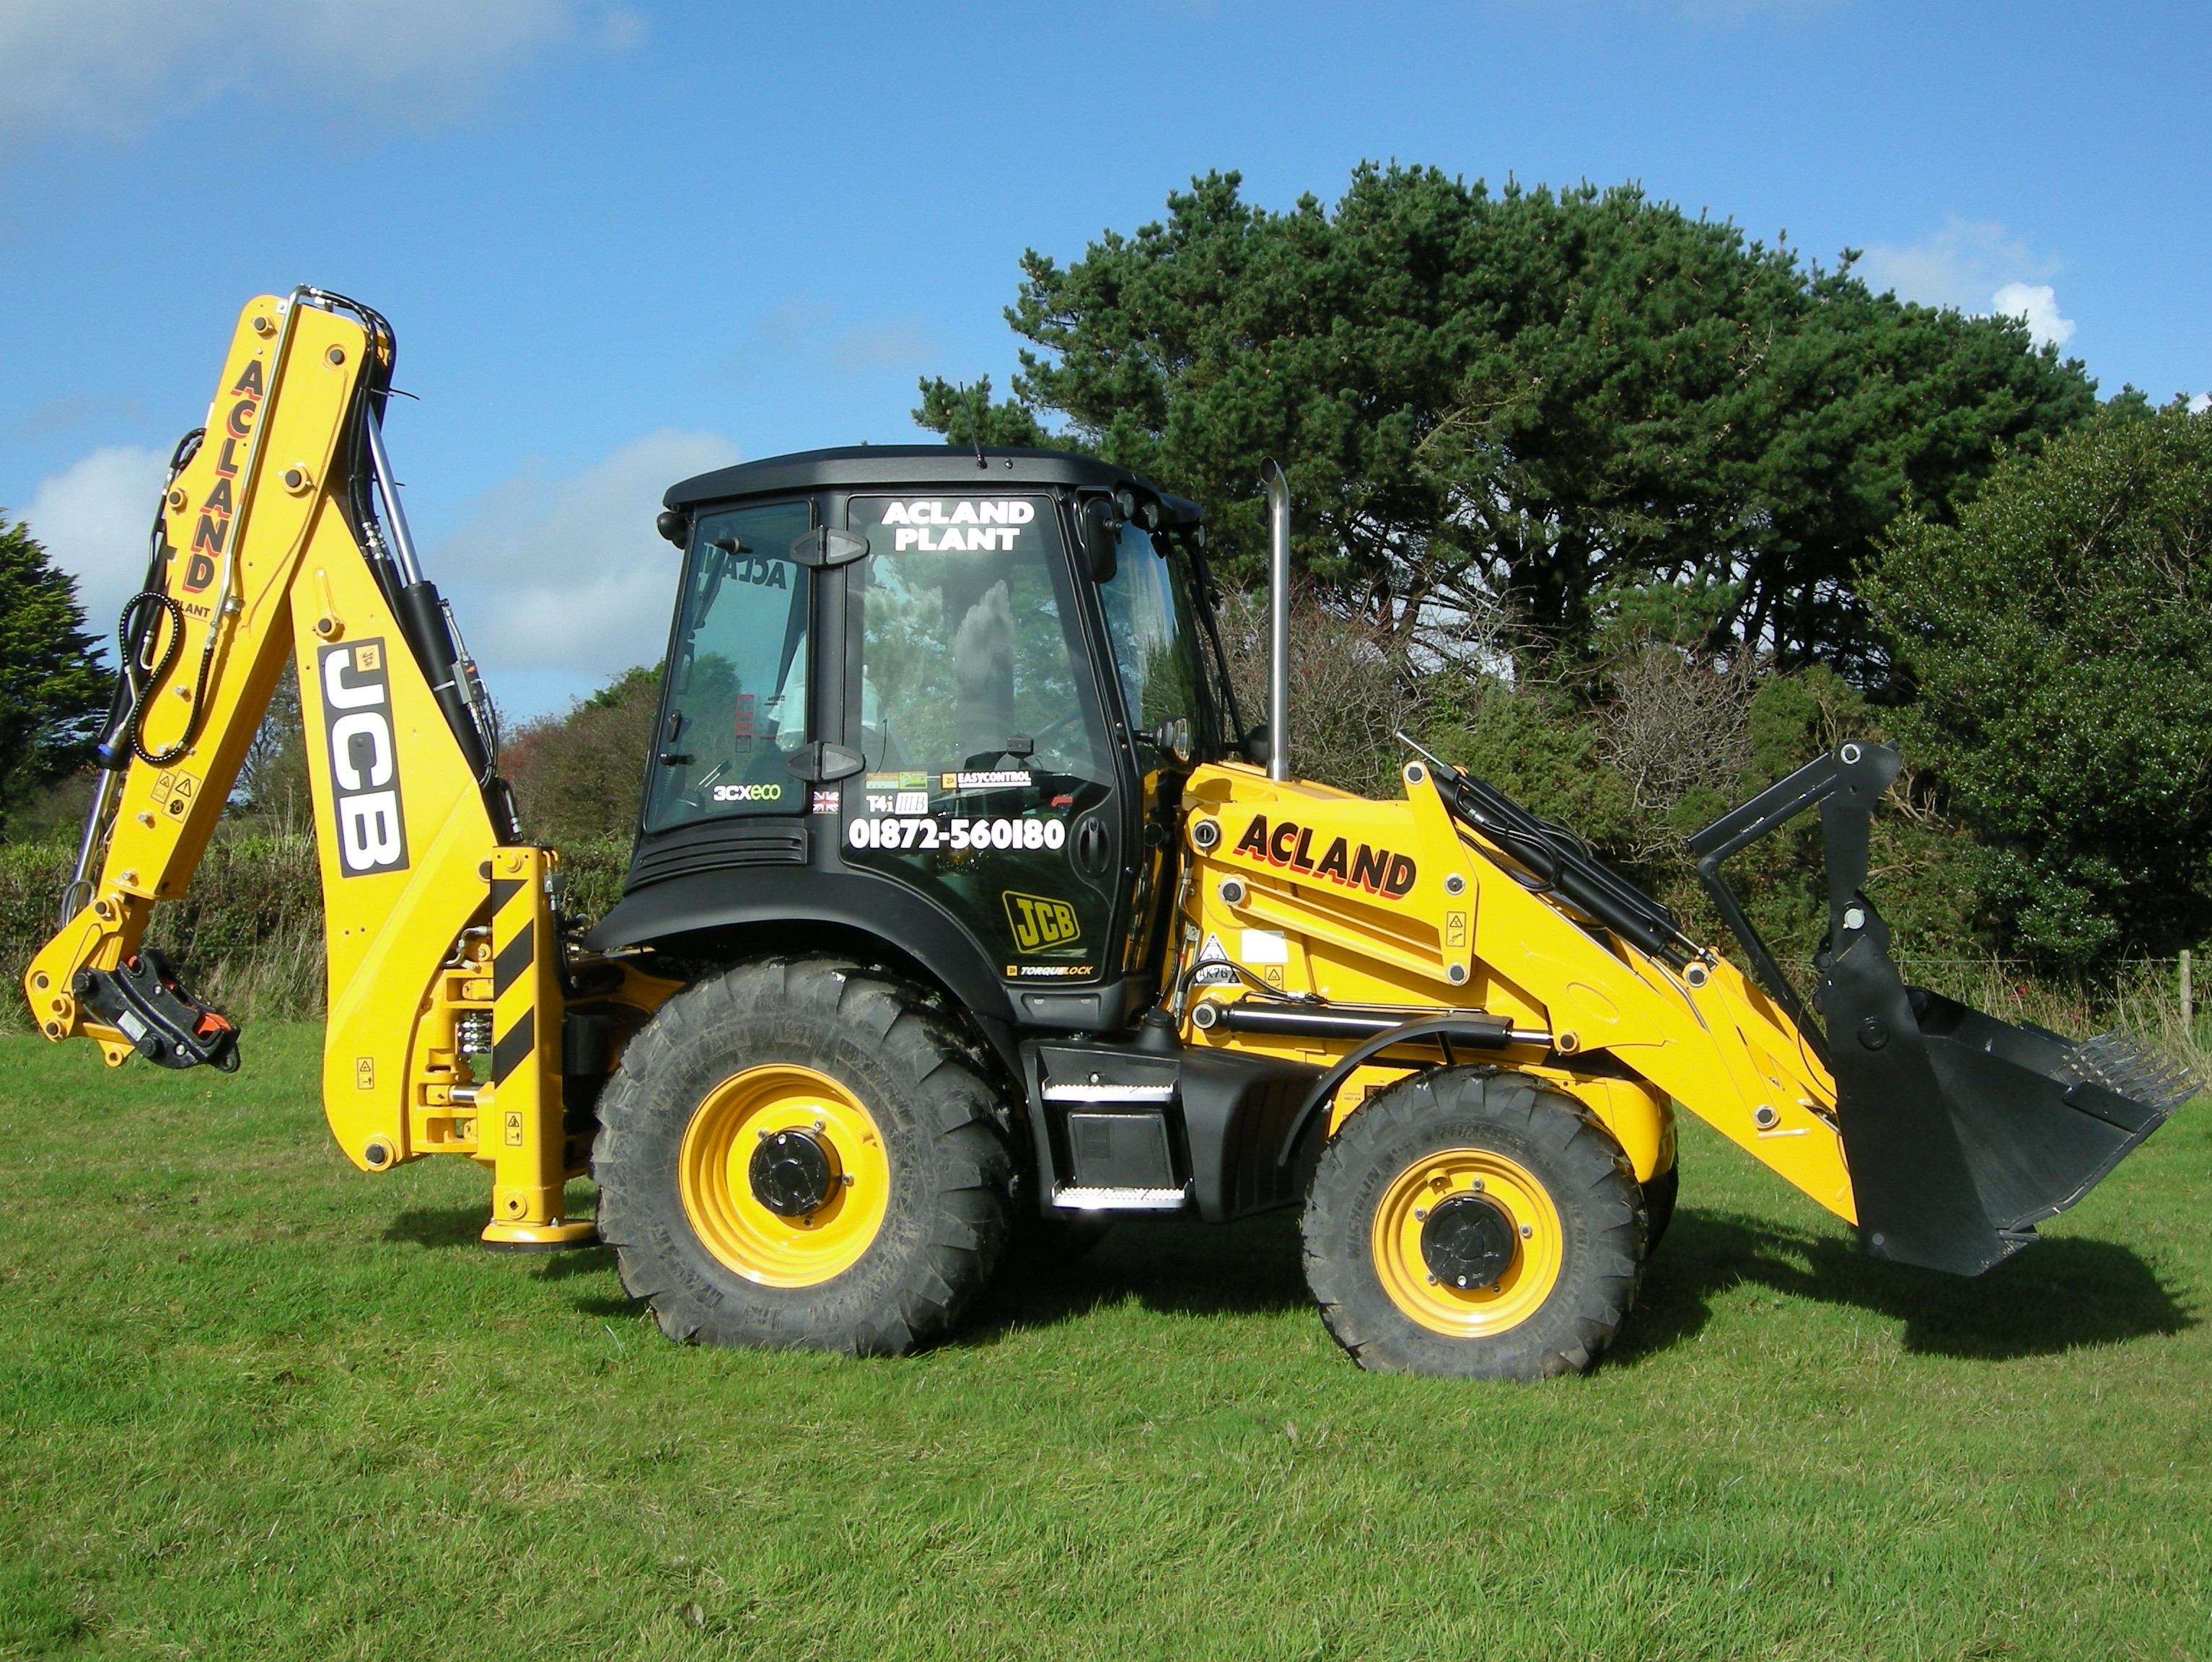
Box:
[664,444,1198,524]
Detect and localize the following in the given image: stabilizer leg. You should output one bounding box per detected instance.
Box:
[480,847,597,1252]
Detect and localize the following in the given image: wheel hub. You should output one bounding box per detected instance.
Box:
[1419,1191,1517,1291]
[749,1127,835,1217]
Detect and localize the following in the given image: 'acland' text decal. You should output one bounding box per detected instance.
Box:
[182,357,265,594]
[319,639,410,876]
[1231,814,1416,899]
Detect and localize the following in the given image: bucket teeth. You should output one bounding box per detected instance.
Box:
[2064,1032,2204,1115]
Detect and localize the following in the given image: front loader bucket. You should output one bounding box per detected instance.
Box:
[1692,743,2200,1276]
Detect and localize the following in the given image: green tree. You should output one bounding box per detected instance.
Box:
[921,166,2097,669]
[1866,403,2212,965]
[501,665,662,849]
[911,376,1066,450]
[0,512,110,839]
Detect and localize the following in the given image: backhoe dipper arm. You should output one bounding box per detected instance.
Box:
[22,291,602,1248]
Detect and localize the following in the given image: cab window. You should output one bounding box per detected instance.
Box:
[1095,518,1206,756]
[644,501,812,830]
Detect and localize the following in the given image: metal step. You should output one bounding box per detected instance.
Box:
[1050,1183,1192,1213]
[1041,1082,1177,1103]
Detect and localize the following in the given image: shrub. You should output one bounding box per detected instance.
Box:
[1868,404,2212,966]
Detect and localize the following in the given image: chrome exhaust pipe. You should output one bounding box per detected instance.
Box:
[1262,461,1290,783]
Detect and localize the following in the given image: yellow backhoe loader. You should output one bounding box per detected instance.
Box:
[24,292,2196,1378]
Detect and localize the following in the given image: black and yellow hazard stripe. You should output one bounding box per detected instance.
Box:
[489,865,537,1092]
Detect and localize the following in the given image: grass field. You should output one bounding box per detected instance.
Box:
[2,1025,2207,1661]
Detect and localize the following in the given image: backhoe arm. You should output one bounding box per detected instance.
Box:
[22,291,621,1246]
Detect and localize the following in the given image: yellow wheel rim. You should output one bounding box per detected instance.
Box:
[678,1064,891,1288]
[1370,1146,1564,1337]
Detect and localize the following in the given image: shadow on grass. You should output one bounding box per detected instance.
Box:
[385,1206,483,1249]
[388,1195,2188,1366]
[382,1206,618,1282]
[1613,1208,2195,1365]
[957,1210,1309,1347]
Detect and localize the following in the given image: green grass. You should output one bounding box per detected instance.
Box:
[1,1026,2207,1661]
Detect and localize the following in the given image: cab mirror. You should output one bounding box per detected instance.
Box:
[1076,497,1119,583]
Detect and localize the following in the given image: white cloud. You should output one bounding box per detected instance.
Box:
[19,444,172,648]
[428,428,739,705]
[1858,217,2078,350]
[0,0,638,156]
[2191,393,2211,415]
[833,320,937,372]
[1858,218,2050,310]
[1991,281,2076,349]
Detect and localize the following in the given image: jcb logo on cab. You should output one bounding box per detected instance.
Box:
[1004,891,1080,953]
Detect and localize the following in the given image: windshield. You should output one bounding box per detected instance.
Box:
[644,500,812,831]
[851,494,1106,782]
[1096,517,1209,758]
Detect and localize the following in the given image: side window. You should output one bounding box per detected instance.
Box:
[644,501,812,831]
[1095,519,1204,749]
[847,494,1115,980]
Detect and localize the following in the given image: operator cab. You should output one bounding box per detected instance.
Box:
[591,446,1245,1054]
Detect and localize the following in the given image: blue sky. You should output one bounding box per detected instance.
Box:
[4,0,2206,718]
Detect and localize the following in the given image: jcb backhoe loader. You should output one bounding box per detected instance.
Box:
[25,291,2197,1379]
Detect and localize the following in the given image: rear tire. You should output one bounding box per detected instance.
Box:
[593,957,1011,1355]
[1302,1068,1643,1380]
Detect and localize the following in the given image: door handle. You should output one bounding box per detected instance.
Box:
[1074,815,1112,877]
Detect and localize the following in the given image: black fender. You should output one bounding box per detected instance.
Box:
[1273,1014,1535,1168]
[587,866,1019,1064]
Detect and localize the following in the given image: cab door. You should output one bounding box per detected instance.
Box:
[838,491,1126,998]
[1090,516,1211,997]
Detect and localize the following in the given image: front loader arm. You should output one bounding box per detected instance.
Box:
[22,291,629,1246]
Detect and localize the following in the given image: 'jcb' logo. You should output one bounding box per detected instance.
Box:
[1004,891,1081,953]
[319,638,411,877]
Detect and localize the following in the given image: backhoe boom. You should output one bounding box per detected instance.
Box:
[22,291,662,1246]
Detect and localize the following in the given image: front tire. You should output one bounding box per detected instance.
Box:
[593,957,1011,1355]
[1302,1068,1643,1380]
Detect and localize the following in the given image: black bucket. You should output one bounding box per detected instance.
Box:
[1691,743,2199,1276]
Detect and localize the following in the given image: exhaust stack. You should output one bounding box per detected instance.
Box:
[1263,462,1290,783]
